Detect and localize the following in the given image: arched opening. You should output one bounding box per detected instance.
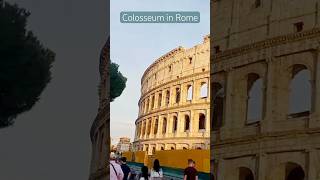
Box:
[162,117,167,134]
[239,167,254,180]
[286,162,305,180]
[212,82,224,130]
[158,93,162,107]
[146,99,149,112]
[183,147,188,150]
[187,85,193,101]
[166,90,170,106]
[199,113,206,130]
[154,119,158,134]
[173,116,178,133]
[152,147,156,154]
[142,121,146,136]
[161,147,164,150]
[176,87,181,103]
[289,64,311,117]
[185,115,190,131]
[151,95,155,109]
[147,120,151,135]
[247,73,263,123]
[171,147,175,150]
[200,82,208,98]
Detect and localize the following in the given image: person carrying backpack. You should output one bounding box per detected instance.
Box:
[110,152,124,180]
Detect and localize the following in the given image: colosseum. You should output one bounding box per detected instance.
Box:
[133,35,210,155]
[211,0,320,180]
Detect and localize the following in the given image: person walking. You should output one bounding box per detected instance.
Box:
[150,159,163,179]
[120,157,131,180]
[139,166,149,180]
[183,159,198,180]
[110,152,124,180]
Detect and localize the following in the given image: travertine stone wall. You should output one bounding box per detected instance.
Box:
[133,36,210,155]
[211,0,320,179]
[89,40,109,180]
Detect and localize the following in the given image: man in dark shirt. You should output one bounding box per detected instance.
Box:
[120,157,131,180]
[184,159,198,180]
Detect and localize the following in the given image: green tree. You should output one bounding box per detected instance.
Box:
[0,1,55,128]
[110,62,126,102]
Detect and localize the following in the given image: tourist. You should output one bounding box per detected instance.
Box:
[150,159,163,179]
[110,152,124,180]
[120,157,131,180]
[183,159,198,180]
[139,166,149,180]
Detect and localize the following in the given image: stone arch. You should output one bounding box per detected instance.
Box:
[285,162,305,180]
[166,144,176,150]
[175,87,181,103]
[246,73,263,123]
[185,114,190,131]
[239,167,254,180]
[267,161,305,180]
[154,118,158,134]
[288,64,311,117]
[187,84,193,101]
[142,120,146,136]
[158,92,162,107]
[173,116,178,133]
[165,90,170,106]
[199,113,206,130]
[200,82,208,98]
[147,119,151,135]
[162,117,167,134]
[151,95,155,109]
[146,98,150,112]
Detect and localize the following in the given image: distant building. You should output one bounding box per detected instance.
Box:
[116,137,132,153]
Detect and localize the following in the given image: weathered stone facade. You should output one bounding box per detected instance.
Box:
[89,39,109,180]
[211,0,320,179]
[133,36,210,155]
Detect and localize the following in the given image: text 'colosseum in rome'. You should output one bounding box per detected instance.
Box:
[211,0,320,180]
[133,35,210,155]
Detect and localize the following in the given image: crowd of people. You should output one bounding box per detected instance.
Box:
[109,152,199,180]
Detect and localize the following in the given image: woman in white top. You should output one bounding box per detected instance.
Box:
[150,159,163,180]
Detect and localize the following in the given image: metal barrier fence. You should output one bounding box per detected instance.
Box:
[127,162,210,180]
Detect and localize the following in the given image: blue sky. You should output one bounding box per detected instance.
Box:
[110,0,209,144]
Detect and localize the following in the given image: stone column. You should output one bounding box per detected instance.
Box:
[157,116,163,138]
[222,69,234,139]
[206,108,210,134]
[169,86,174,106]
[263,58,275,133]
[167,114,173,137]
[257,153,267,180]
[144,120,149,139]
[181,83,187,104]
[177,112,183,137]
[149,117,154,139]
[307,149,320,180]
[154,92,159,109]
[141,121,145,139]
[190,110,196,136]
[161,89,166,108]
